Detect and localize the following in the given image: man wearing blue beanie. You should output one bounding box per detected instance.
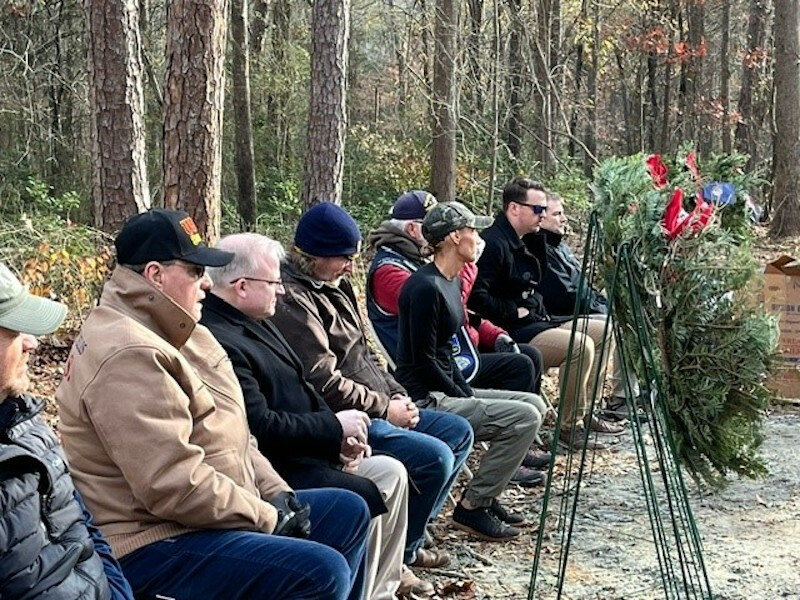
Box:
[272,202,475,598]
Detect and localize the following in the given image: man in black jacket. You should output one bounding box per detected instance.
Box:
[469,178,623,450]
[537,194,640,418]
[202,233,433,599]
[0,261,133,600]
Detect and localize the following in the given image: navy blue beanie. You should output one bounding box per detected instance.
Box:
[294,202,362,257]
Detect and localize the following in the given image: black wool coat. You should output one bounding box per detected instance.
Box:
[201,292,386,517]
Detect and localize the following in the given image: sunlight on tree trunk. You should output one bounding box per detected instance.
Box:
[770,0,800,238]
[430,0,457,202]
[304,0,350,207]
[86,0,150,233]
[162,0,227,241]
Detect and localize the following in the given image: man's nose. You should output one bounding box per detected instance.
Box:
[22,334,39,352]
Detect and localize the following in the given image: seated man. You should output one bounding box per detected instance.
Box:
[469,178,623,450]
[0,262,133,600]
[56,210,370,600]
[271,202,474,573]
[537,193,640,419]
[367,189,545,394]
[395,202,545,542]
[202,232,416,599]
[367,190,550,474]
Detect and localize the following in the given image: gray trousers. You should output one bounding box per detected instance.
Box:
[419,389,541,507]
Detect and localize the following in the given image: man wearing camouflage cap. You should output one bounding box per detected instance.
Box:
[394,202,545,542]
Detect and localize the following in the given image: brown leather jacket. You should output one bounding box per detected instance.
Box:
[272,261,406,419]
[56,267,290,558]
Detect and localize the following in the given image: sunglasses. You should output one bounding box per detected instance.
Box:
[164,261,206,279]
[514,201,547,215]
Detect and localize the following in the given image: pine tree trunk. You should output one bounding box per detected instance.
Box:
[770,0,800,237]
[735,0,771,170]
[86,0,150,233]
[430,0,457,202]
[231,0,257,230]
[720,0,732,153]
[304,0,350,207]
[506,0,523,161]
[162,0,227,242]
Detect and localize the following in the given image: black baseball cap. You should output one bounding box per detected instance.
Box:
[115,209,234,267]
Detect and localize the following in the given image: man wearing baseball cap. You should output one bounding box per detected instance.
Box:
[0,261,134,599]
[394,202,545,541]
[56,209,370,600]
[272,202,474,596]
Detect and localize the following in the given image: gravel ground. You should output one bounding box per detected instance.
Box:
[426,408,800,600]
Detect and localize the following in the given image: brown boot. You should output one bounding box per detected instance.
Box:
[558,427,607,451]
[397,565,434,597]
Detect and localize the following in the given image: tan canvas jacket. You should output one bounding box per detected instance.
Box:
[56,267,290,558]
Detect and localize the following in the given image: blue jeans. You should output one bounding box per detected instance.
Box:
[119,489,370,600]
[369,408,473,563]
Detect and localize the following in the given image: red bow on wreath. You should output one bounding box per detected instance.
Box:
[662,188,714,240]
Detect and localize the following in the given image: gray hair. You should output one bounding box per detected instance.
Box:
[287,245,317,278]
[207,233,285,287]
[388,218,416,231]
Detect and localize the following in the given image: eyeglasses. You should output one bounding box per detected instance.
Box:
[231,276,285,290]
[513,201,547,216]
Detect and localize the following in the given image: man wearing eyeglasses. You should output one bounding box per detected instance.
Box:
[201,232,411,600]
[56,209,371,600]
[271,202,474,595]
[469,178,623,451]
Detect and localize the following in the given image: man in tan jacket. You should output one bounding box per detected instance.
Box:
[56,209,370,600]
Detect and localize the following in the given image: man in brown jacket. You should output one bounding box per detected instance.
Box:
[56,209,370,600]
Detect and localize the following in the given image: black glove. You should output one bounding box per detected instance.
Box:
[268,491,311,538]
[494,334,520,354]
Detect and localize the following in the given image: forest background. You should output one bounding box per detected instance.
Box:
[2,0,800,242]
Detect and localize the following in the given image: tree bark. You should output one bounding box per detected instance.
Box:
[430,0,457,202]
[86,0,150,233]
[770,0,800,237]
[735,0,771,170]
[162,0,227,241]
[506,0,523,162]
[720,0,732,153]
[304,0,350,207]
[231,0,257,230]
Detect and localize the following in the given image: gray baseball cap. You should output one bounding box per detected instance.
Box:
[422,201,493,244]
[0,262,67,335]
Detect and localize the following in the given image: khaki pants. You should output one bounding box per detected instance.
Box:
[420,389,541,508]
[530,317,612,427]
[354,455,408,600]
[587,314,641,398]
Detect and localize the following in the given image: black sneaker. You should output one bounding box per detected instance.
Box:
[510,466,545,487]
[490,499,527,526]
[452,503,521,541]
[522,448,552,470]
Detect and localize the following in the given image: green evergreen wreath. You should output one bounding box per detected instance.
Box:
[592,149,779,489]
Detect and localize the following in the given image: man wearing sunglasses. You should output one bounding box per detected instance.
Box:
[470,178,623,451]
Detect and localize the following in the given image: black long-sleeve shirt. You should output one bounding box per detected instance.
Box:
[395,262,473,400]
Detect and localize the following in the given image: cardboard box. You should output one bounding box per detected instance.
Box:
[763,256,800,400]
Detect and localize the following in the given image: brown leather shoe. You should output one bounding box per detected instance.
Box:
[558,428,607,451]
[585,414,626,434]
[397,565,434,597]
[410,546,451,568]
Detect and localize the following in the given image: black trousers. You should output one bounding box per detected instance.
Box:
[471,346,543,394]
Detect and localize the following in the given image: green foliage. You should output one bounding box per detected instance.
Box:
[342,125,430,228]
[593,152,779,489]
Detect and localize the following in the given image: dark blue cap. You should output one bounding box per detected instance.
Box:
[294,202,362,258]
[392,190,438,220]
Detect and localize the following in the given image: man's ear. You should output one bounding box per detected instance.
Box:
[142,261,165,289]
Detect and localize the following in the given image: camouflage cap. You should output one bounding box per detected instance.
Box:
[422,201,493,245]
